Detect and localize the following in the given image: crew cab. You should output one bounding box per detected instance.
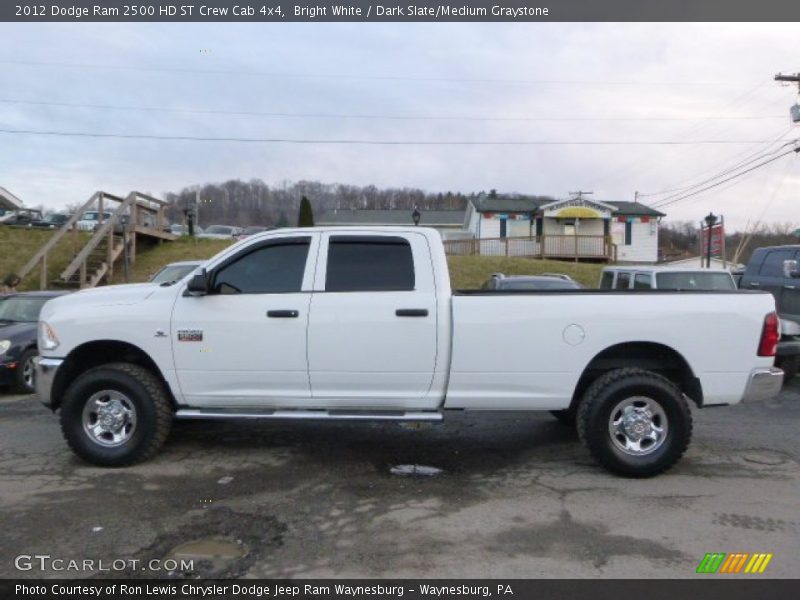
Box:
[36,227,783,477]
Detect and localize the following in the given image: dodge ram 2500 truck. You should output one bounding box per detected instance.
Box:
[36,227,783,476]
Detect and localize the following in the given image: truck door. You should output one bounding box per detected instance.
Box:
[171,234,318,407]
[306,233,439,409]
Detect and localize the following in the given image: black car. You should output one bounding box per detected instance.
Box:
[0,291,67,393]
[31,213,71,229]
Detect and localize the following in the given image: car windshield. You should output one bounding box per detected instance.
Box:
[655,272,736,290]
[205,225,233,234]
[243,226,267,234]
[501,279,581,290]
[151,264,200,284]
[0,296,50,323]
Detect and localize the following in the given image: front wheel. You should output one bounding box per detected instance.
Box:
[59,362,173,467]
[577,368,692,477]
[15,348,37,394]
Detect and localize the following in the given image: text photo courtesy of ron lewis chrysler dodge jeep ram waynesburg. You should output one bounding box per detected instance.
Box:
[33,226,782,478]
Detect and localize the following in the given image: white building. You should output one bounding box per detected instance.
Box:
[462,193,665,263]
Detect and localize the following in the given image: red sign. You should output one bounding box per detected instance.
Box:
[702,223,725,257]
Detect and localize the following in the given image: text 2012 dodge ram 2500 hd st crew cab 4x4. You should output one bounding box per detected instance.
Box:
[35,227,783,476]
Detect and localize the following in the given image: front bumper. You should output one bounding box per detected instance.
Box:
[35,357,63,408]
[741,367,783,403]
[0,361,17,386]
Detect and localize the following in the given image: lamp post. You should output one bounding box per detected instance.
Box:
[412,207,421,226]
[704,212,717,269]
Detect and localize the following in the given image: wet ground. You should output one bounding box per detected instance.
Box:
[1,385,798,579]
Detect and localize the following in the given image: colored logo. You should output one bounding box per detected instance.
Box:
[696,552,773,574]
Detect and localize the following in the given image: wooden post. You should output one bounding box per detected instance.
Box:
[130,201,137,265]
[79,262,87,289]
[98,194,104,226]
[107,226,114,283]
[540,235,546,259]
[40,253,47,290]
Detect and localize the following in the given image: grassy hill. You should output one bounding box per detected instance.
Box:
[0,227,91,291]
[5,229,603,290]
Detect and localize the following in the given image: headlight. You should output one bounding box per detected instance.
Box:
[0,340,10,356]
[39,322,60,351]
[780,318,800,337]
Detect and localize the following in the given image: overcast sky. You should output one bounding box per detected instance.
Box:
[0,22,798,229]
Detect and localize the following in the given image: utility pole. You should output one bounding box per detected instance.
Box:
[775,72,800,123]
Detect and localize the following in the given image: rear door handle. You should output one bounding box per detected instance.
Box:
[267,310,299,318]
[784,285,796,290]
[396,309,429,317]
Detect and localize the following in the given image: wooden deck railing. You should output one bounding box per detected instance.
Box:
[443,235,616,261]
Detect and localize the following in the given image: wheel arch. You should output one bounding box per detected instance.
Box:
[50,340,176,411]
[570,341,703,410]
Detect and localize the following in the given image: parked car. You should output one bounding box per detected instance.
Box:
[0,209,44,227]
[481,273,583,290]
[37,227,782,476]
[1,291,67,393]
[198,225,242,239]
[740,245,800,383]
[31,213,71,229]
[169,224,204,236]
[235,226,272,240]
[600,266,737,290]
[75,210,113,231]
[149,261,203,284]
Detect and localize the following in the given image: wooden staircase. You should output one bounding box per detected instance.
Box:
[52,234,126,289]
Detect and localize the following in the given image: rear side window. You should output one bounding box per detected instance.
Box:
[326,236,415,292]
[213,238,310,294]
[634,273,652,289]
[758,250,796,278]
[599,272,614,289]
[615,272,631,289]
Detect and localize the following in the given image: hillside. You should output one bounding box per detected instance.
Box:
[0,227,91,291]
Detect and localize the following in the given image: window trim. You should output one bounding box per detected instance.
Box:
[207,236,313,295]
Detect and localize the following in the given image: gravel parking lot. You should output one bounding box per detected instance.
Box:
[1,386,798,579]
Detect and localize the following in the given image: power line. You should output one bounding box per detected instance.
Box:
[0,98,787,123]
[0,127,790,145]
[0,59,752,87]
[651,146,800,209]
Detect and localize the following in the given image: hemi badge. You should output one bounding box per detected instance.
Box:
[177,329,203,342]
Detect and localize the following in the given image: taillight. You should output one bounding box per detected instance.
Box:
[758,312,780,357]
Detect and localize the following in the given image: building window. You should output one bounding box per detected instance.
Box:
[624,220,633,246]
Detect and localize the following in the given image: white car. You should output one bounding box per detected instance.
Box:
[75,210,113,231]
[198,225,241,239]
[36,227,782,476]
[600,266,737,291]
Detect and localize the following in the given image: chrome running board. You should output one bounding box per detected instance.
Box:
[175,408,443,421]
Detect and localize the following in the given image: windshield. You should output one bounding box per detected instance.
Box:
[151,264,200,284]
[205,225,233,234]
[655,272,736,290]
[0,296,50,323]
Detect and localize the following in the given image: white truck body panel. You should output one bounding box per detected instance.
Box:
[38,226,776,413]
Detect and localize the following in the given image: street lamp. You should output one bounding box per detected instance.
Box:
[412,207,421,226]
[704,212,717,269]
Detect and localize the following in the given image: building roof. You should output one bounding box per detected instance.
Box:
[0,186,24,211]
[470,194,665,217]
[317,209,466,227]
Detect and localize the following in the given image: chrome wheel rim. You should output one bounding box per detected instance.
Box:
[608,396,668,456]
[82,390,137,447]
[22,358,35,391]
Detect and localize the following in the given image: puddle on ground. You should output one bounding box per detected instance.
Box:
[390,464,443,477]
[167,538,249,575]
[741,452,788,467]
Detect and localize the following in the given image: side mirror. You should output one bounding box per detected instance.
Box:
[185,269,210,296]
[782,260,800,279]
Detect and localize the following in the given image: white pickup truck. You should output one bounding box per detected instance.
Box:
[36,227,783,476]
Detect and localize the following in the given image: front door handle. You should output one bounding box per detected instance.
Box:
[749,282,760,287]
[267,310,299,318]
[784,285,796,290]
[396,309,429,317]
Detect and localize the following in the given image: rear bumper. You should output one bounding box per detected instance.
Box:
[35,357,63,409]
[741,367,783,403]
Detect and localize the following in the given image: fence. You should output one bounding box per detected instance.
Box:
[443,235,615,261]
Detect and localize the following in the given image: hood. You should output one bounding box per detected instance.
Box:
[0,320,36,343]
[52,283,159,309]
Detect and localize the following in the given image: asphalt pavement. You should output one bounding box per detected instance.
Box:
[1,384,798,579]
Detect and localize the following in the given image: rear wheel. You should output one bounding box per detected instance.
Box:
[15,348,37,394]
[577,368,692,477]
[59,362,173,467]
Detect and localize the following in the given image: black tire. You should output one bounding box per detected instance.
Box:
[776,356,799,386]
[549,408,576,426]
[15,348,37,394]
[576,368,692,478]
[59,362,173,467]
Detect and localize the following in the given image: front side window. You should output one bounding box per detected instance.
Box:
[326,236,415,292]
[758,250,796,278]
[615,272,631,289]
[212,238,310,294]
